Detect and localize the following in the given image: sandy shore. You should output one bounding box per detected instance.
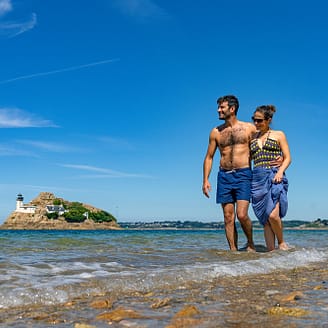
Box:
[0,260,327,327]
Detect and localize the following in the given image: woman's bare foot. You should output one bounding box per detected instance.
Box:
[278,242,289,250]
[246,243,256,252]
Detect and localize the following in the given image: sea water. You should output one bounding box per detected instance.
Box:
[0,229,327,326]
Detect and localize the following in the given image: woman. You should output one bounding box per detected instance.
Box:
[250,105,291,251]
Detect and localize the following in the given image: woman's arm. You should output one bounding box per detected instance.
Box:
[273,130,291,183]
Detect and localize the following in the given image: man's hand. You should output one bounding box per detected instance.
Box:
[202,181,211,198]
[270,155,283,167]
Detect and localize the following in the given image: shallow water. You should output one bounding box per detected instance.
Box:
[0,229,327,327]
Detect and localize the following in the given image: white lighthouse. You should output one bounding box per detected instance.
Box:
[16,193,24,211]
[15,193,36,213]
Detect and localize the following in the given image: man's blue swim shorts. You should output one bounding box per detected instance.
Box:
[216,167,252,204]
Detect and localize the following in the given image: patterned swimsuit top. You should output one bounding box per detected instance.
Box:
[250,131,282,168]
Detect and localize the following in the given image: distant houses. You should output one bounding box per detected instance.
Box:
[45,205,66,216]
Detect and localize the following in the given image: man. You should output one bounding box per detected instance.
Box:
[202,95,256,251]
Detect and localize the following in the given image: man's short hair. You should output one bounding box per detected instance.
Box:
[217,95,239,115]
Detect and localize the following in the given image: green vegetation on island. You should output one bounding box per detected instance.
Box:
[47,200,116,223]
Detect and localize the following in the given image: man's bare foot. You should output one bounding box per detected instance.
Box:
[278,242,289,250]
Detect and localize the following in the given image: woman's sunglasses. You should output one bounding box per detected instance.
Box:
[251,117,265,123]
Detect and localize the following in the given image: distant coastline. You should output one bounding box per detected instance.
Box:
[119,219,328,230]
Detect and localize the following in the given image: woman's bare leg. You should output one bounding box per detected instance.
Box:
[268,203,288,250]
[264,223,275,251]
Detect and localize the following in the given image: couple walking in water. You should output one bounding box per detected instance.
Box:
[202,95,291,252]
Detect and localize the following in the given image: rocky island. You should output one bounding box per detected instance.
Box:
[0,192,121,230]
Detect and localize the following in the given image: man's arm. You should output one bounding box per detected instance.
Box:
[202,129,218,198]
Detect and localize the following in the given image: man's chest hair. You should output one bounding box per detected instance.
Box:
[217,126,249,148]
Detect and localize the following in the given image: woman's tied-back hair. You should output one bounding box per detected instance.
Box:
[255,104,276,120]
[217,95,239,114]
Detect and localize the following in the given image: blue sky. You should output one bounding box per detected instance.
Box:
[0,0,327,224]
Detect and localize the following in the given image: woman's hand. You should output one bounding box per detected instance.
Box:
[272,171,283,183]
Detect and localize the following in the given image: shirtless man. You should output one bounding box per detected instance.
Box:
[202,95,256,251]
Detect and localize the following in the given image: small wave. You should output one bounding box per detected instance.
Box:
[0,247,326,309]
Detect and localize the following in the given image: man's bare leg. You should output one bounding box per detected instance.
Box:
[222,203,238,251]
[268,203,289,250]
[236,200,255,252]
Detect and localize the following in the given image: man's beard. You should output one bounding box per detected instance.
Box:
[219,113,228,120]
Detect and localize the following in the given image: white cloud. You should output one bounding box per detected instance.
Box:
[0,0,36,38]
[0,12,36,38]
[113,0,167,20]
[60,163,153,179]
[0,0,12,16]
[0,108,57,128]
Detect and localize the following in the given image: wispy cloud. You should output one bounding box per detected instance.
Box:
[0,58,120,85]
[0,108,57,128]
[0,0,12,16]
[0,12,37,37]
[97,136,136,150]
[0,183,82,193]
[0,144,37,157]
[113,0,168,20]
[17,140,80,153]
[0,0,36,38]
[60,164,153,179]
